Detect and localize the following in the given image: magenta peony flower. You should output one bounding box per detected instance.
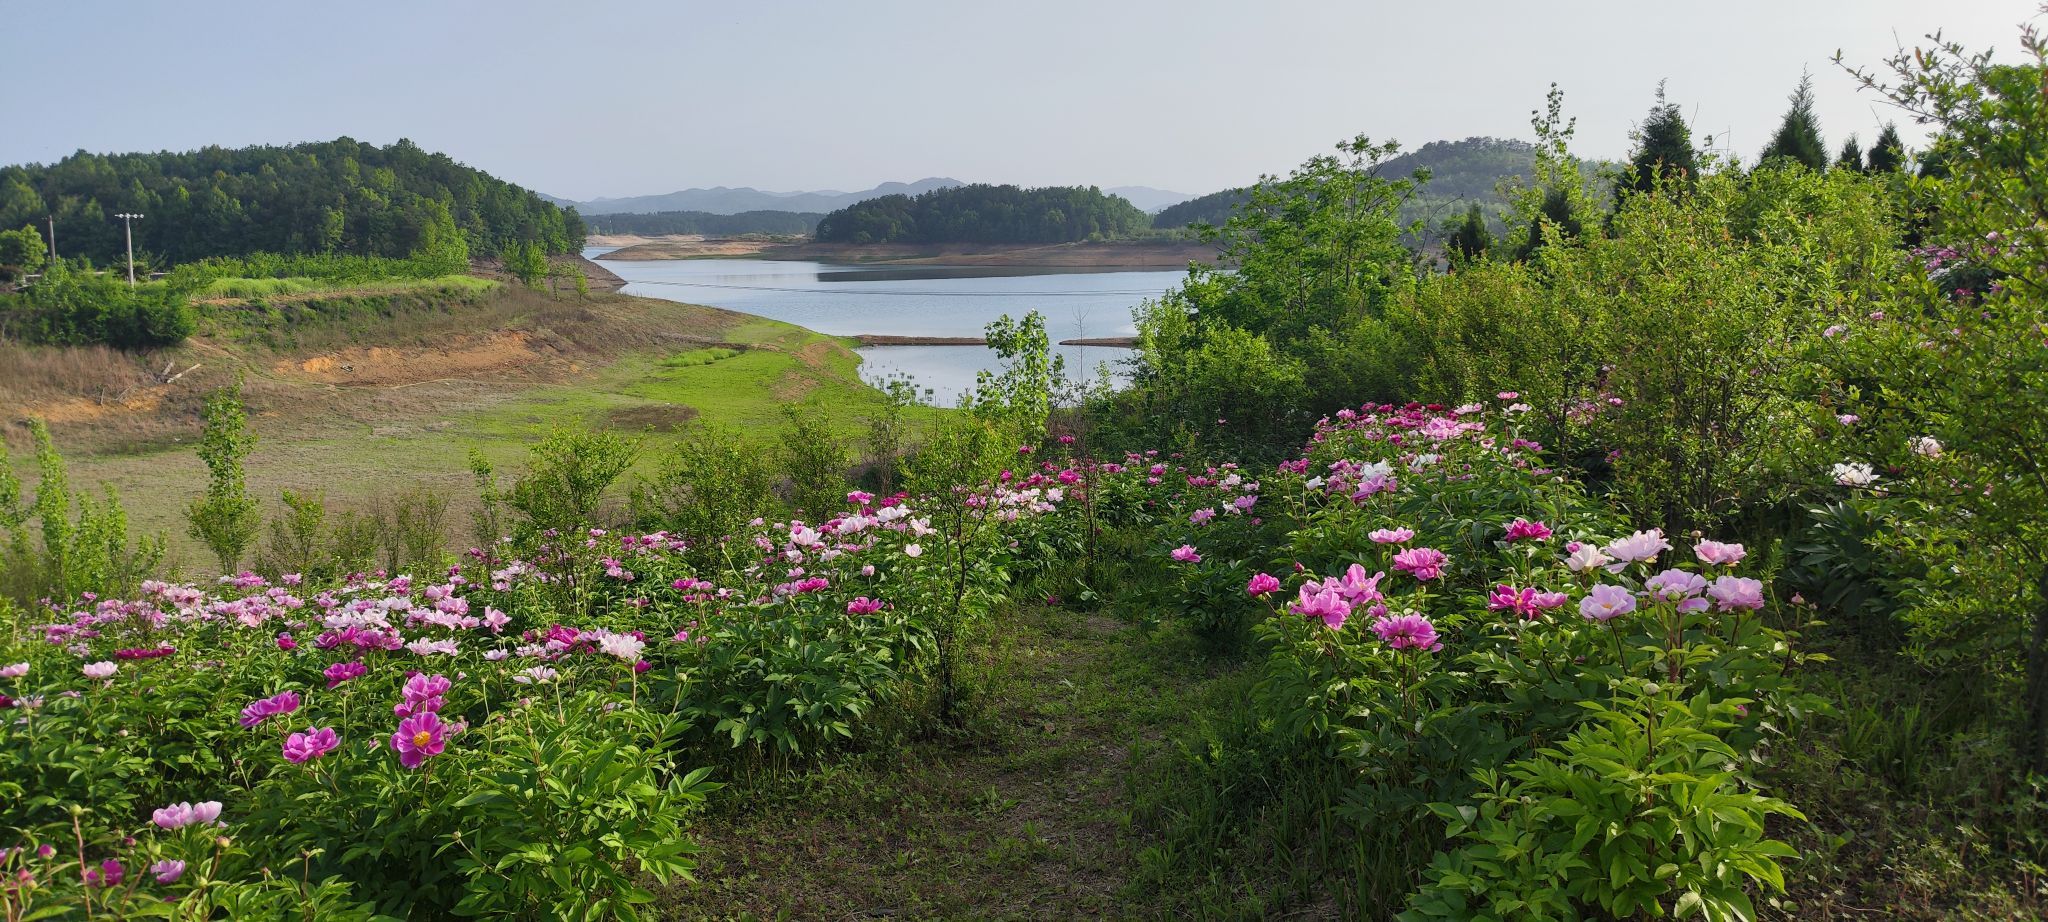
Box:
[1503,518,1553,542]
[845,597,885,615]
[396,673,451,717]
[1246,573,1282,596]
[1488,584,1545,619]
[1579,584,1638,622]
[151,801,222,829]
[1372,613,1443,652]
[1391,547,1448,581]
[276,632,297,651]
[1693,540,1747,567]
[1170,545,1202,563]
[1289,583,1353,630]
[238,691,301,728]
[1333,564,1386,603]
[282,726,340,764]
[1707,576,1766,611]
[324,660,367,689]
[391,712,447,769]
[83,859,123,888]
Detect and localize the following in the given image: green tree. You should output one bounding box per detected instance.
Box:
[1446,203,1492,265]
[1620,83,1700,197]
[1867,122,1908,172]
[1835,134,1866,172]
[1759,73,1829,171]
[0,223,45,276]
[187,382,261,574]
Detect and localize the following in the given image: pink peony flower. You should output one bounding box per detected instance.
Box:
[238,691,301,728]
[1289,583,1352,630]
[1707,576,1766,611]
[1368,527,1415,545]
[391,712,447,769]
[81,661,116,680]
[1391,547,1448,581]
[151,801,222,830]
[1170,545,1202,563]
[1188,508,1217,525]
[846,597,885,615]
[1579,584,1638,622]
[282,726,340,764]
[1246,573,1282,596]
[0,663,25,679]
[1564,543,1611,573]
[1503,518,1553,542]
[151,859,185,884]
[1644,568,1707,604]
[1694,540,1747,566]
[1372,613,1443,652]
[1604,529,1671,567]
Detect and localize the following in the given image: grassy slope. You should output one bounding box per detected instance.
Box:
[6,285,938,565]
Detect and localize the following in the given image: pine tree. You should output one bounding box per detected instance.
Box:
[1835,135,1866,173]
[1447,203,1492,265]
[1867,123,1908,173]
[1622,83,1699,197]
[1759,73,1829,171]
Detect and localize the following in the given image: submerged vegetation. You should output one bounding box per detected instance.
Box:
[4,12,2048,922]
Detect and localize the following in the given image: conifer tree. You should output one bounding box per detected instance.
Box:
[1622,83,1699,197]
[1447,203,1492,265]
[1867,123,1908,172]
[1835,135,1865,172]
[1759,73,1829,171]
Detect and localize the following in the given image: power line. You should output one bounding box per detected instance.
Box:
[619,278,1171,298]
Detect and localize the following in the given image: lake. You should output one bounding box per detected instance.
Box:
[586,248,1181,406]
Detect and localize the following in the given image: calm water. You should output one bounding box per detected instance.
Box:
[586,247,1180,405]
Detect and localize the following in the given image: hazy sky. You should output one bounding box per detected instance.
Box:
[0,1,2035,200]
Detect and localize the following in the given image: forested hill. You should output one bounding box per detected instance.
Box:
[814,184,1150,244]
[0,137,584,266]
[586,210,822,237]
[1155,137,1547,230]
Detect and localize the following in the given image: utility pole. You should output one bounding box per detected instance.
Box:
[115,212,144,287]
[46,214,56,264]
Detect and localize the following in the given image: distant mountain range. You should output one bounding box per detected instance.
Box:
[546,178,966,216]
[548,179,1199,217]
[1105,186,1199,213]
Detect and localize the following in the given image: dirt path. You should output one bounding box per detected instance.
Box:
[660,608,1208,920]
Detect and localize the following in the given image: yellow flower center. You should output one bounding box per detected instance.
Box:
[413,731,433,748]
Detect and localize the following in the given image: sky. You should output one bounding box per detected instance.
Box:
[0,0,2036,201]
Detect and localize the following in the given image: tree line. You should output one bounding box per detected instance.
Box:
[814,183,1151,244]
[0,137,586,268]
